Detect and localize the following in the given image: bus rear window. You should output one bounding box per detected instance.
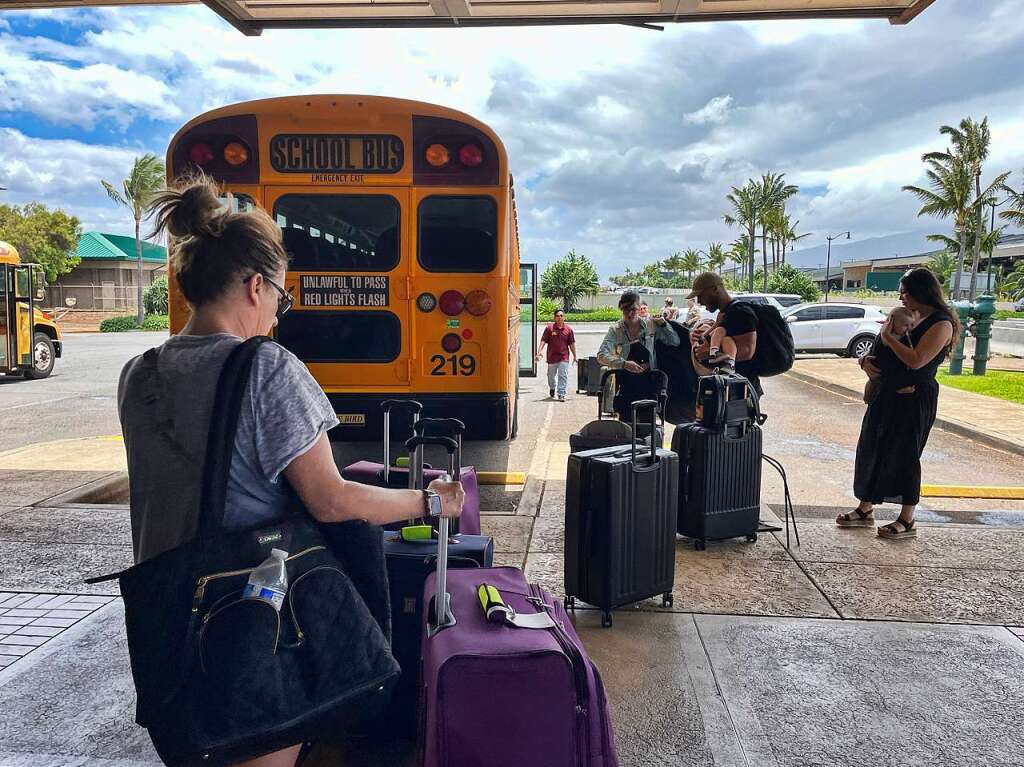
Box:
[277,311,400,363]
[418,196,497,273]
[275,195,400,272]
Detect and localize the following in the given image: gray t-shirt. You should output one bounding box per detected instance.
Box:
[118,334,339,563]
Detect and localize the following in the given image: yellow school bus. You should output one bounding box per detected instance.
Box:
[166,96,535,440]
[0,241,62,379]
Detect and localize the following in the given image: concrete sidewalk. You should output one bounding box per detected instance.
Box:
[788,357,1024,457]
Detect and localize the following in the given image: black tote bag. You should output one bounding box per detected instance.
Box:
[90,337,400,766]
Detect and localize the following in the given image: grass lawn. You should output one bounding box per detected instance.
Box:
[937,369,1024,405]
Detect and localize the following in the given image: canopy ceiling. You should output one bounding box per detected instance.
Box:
[0,0,936,35]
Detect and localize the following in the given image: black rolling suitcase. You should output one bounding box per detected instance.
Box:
[570,370,665,452]
[565,400,678,628]
[673,374,764,550]
[576,356,605,395]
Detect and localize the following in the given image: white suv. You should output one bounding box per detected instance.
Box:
[782,302,887,358]
[732,293,787,311]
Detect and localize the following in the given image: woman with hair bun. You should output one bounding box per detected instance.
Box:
[836,267,958,540]
[118,176,463,767]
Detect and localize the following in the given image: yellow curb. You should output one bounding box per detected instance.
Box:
[476,471,526,486]
[921,484,1024,500]
[0,437,127,472]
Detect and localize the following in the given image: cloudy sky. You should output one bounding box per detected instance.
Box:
[1,1,1022,278]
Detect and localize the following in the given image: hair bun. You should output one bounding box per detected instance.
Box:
[164,183,225,240]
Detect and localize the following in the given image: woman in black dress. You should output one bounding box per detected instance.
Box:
[836,268,958,539]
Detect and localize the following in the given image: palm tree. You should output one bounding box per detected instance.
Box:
[756,173,798,289]
[999,174,1024,228]
[903,153,973,298]
[1002,260,1024,300]
[724,182,759,292]
[681,248,703,282]
[705,242,726,274]
[101,154,166,324]
[926,249,957,287]
[923,119,1010,298]
[778,215,811,265]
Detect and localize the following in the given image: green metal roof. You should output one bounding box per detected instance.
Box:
[76,232,167,264]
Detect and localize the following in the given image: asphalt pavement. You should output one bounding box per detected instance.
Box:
[4,330,1023,519]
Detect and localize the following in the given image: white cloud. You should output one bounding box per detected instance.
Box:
[683,95,734,126]
[0,128,152,232]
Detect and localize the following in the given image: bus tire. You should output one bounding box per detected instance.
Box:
[26,332,55,379]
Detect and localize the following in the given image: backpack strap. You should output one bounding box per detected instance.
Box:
[196,336,274,539]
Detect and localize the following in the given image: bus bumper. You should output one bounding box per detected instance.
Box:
[53,340,63,359]
[326,392,511,441]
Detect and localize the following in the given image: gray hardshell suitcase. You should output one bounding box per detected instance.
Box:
[565,400,678,628]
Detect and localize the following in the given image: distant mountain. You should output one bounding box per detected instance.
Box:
[787,232,936,268]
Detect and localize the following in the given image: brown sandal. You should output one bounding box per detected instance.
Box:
[878,518,917,540]
[836,508,875,528]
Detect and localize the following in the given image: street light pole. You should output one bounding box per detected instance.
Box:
[987,196,1010,293]
[824,231,851,302]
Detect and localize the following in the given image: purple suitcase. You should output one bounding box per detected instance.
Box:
[418,510,618,766]
[341,403,482,536]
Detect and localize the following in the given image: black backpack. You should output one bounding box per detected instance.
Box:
[748,303,795,376]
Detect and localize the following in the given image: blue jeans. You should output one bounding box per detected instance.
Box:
[547,360,570,397]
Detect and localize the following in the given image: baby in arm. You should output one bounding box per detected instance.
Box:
[863,306,916,403]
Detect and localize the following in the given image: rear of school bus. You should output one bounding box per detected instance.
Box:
[166,95,519,440]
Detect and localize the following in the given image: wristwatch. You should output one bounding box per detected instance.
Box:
[422,489,443,519]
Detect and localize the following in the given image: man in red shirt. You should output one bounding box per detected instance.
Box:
[536,309,577,401]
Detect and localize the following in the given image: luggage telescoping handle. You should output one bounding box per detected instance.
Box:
[599,369,669,424]
[381,400,423,483]
[630,399,660,464]
[413,417,466,469]
[598,369,616,420]
[405,435,459,638]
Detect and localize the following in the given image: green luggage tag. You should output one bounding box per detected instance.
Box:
[478,584,509,623]
[400,524,434,542]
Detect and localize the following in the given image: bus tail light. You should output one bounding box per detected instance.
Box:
[464,289,492,316]
[170,113,259,183]
[459,143,484,167]
[425,143,450,167]
[442,333,463,353]
[223,141,250,167]
[417,292,437,312]
[439,290,465,316]
[188,142,215,166]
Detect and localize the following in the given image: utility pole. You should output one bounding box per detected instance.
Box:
[824,231,851,302]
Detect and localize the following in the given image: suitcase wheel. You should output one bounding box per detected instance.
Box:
[694,540,707,551]
[566,596,576,611]
[601,612,613,629]
[661,593,674,608]
[746,533,758,543]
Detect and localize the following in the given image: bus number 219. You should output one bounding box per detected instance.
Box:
[430,354,477,376]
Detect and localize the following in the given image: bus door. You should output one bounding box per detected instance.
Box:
[0,264,9,371]
[268,187,412,390]
[11,265,33,369]
[519,263,537,377]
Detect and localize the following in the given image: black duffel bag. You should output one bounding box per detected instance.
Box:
[90,337,400,766]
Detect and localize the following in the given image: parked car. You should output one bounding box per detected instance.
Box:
[781,302,887,358]
[1014,297,1024,312]
[732,293,787,311]
[768,293,803,308]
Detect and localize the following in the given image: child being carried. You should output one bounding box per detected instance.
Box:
[862,306,917,404]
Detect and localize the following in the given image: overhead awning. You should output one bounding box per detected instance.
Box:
[0,0,937,35]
